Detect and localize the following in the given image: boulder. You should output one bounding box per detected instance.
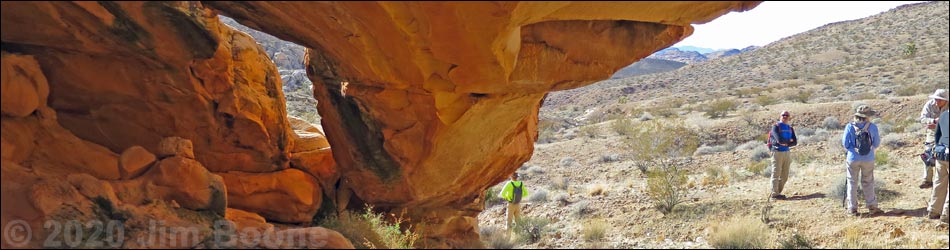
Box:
[1,53,49,117]
[119,146,157,179]
[218,169,322,223]
[157,137,195,159]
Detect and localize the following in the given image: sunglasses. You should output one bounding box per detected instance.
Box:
[781,114,790,117]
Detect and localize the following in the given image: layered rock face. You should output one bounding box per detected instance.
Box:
[208,1,759,247]
[2,1,758,248]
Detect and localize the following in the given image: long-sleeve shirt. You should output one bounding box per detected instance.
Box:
[937,111,949,146]
[498,180,528,203]
[919,99,949,126]
[842,121,881,162]
[769,122,798,152]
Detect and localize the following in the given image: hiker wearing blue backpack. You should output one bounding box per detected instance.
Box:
[499,172,529,231]
[767,110,798,200]
[926,110,949,223]
[841,105,883,216]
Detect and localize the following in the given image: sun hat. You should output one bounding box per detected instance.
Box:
[854,105,876,118]
[928,89,948,101]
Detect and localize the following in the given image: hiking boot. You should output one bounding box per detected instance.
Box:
[868,207,884,215]
[927,213,941,220]
[770,194,787,200]
[847,209,859,217]
[919,181,933,189]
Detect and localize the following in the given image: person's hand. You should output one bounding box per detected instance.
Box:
[928,123,937,129]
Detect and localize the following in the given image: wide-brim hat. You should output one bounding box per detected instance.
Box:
[854,105,876,118]
[929,89,948,101]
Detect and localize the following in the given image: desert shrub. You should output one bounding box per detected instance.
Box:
[823,116,841,130]
[703,166,731,186]
[528,166,545,175]
[611,118,634,136]
[904,123,923,133]
[317,206,419,249]
[485,186,503,208]
[875,149,892,169]
[582,219,608,242]
[549,176,568,191]
[554,193,570,206]
[512,217,550,244]
[587,183,608,197]
[579,125,600,139]
[695,141,738,156]
[738,140,763,151]
[830,177,900,204]
[747,160,770,177]
[647,164,689,214]
[797,127,816,137]
[788,89,815,103]
[480,226,516,249]
[601,154,620,163]
[639,112,655,121]
[705,99,739,118]
[881,134,905,149]
[750,146,771,163]
[780,233,815,249]
[755,94,778,106]
[527,189,549,203]
[895,84,921,97]
[572,200,594,218]
[624,120,700,164]
[560,157,575,167]
[710,216,771,249]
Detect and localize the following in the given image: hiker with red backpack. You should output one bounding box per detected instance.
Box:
[841,105,883,216]
[499,172,529,232]
[767,110,798,200]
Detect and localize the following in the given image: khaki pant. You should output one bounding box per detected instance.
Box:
[770,151,792,195]
[928,160,949,217]
[846,161,878,211]
[506,202,521,231]
[923,129,936,182]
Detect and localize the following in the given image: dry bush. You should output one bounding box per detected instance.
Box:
[480,226,516,249]
[710,216,771,249]
[549,176,568,191]
[587,183,608,197]
[512,217,550,244]
[528,189,549,203]
[611,118,634,136]
[705,98,739,118]
[582,219,609,242]
[647,164,689,214]
[579,125,600,139]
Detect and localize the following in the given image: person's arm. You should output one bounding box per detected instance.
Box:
[789,126,798,147]
[842,123,855,154]
[920,101,937,125]
[936,112,947,144]
[522,183,529,198]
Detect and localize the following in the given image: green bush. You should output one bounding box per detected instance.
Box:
[579,125,600,138]
[624,120,700,164]
[611,118,634,136]
[647,164,690,214]
[317,206,419,249]
[705,99,738,118]
[755,94,778,106]
[512,217,550,244]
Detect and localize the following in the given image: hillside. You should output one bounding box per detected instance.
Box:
[610,58,687,79]
[542,1,949,124]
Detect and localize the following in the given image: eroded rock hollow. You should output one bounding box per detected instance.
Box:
[2,1,758,248]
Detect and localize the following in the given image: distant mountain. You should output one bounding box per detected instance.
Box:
[705,49,741,60]
[648,48,708,64]
[675,45,716,54]
[610,58,687,79]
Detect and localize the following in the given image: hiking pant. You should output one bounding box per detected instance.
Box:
[929,160,949,217]
[846,161,878,211]
[770,151,792,195]
[923,129,936,183]
[506,202,521,231]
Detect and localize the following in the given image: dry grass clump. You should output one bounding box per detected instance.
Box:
[709,216,771,249]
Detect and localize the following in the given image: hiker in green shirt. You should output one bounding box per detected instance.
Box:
[498,172,529,231]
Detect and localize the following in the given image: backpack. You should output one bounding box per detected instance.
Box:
[854,122,873,156]
[764,123,779,150]
[511,182,523,204]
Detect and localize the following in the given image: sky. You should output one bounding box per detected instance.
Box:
[675,1,925,50]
